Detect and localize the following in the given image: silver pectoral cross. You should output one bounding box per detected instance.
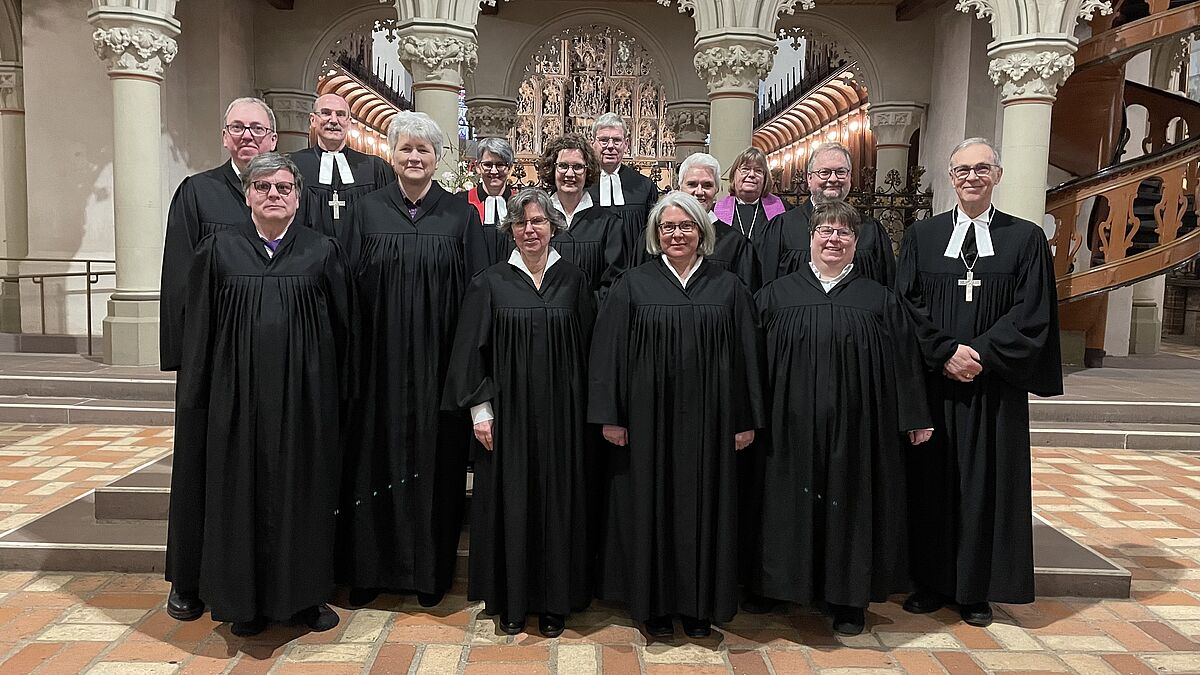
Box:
[958,269,981,302]
[329,190,346,220]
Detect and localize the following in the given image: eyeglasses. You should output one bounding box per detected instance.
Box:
[813,225,856,239]
[515,216,549,228]
[737,165,765,176]
[313,109,350,120]
[810,168,850,180]
[251,180,296,196]
[658,221,698,235]
[225,123,273,138]
[950,163,999,179]
[595,137,625,147]
[556,163,587,174]
[480,161,511,172]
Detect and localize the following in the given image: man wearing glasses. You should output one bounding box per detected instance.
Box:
[289,93,395,239]
[459,137,516,265]
[587,113,659,271]
[896,138,1061,629]
[757,142,896,286]
[160,97,277,623]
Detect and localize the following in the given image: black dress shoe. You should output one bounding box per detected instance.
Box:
[230,616,269,637]
[539,613,565,638]
[417,590,445,608]
[830,604,865,636]
[680,616,711,638]
[296,604,339,632]
[960,602,993,627]
[902,590,945,614]
[166,586,204,621]
[499,615,525,635]
[644,615,673,638]
[741,593,777,614]
[348,587,380,608]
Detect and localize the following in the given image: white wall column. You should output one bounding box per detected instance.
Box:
[693,36,775,173]
[464,96,516,140]
[397,25,477,176]
[0,63,27,333]
[88,2,180,365]
[263,89,316,153]
[665,101,710,163]
[870,102,925,192]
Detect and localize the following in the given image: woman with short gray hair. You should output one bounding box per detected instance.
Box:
[461,137,517,263]
[676,153,762,290]
[444,186,596,639]
[589,190,765,639]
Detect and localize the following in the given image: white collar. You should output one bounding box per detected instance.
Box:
[229,160,242,178]
[809,261,854,292]
[599,166,625,207]
[550,191,593,228]
[661,254,703,288]
[707,210,718,224]
[735,196,760,206]
[944,205,996,258]
[483,193,507,225]
[508,248,561,284]
[318,150,355,185]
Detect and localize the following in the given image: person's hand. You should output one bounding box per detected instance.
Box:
[473,420,494,451]
[943,344,982,383]
[908,428,933,445]
[734,430,755,451]
[603,424,628,447]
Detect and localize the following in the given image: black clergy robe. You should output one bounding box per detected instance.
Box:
[896,209,1062,605]
[589,259,765,623]
[757,201,896,287]
[587,164,659,272]
[751,269,930,608]
[177,223,355,623]
[443,257,596,619]
[554,206,623,299]
[289,146,396,240]
[336,180,490,596]
[458,184,515,266]
[160,161,250,598]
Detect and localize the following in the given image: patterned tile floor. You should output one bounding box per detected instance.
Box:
[0,425,1198,673]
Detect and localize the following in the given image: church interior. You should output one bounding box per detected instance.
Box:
[0,0,1193,672]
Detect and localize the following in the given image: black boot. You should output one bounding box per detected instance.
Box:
[166,585,204,621]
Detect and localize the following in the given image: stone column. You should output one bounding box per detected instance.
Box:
[88,3,180,365]
[397,26,478,176]
[464,96,516,139]
[869,102,924,191]
[665,101,710,164]
[693,36,775,173]
[988,37,1076,226]
[262,89,316,153]
[0,62,27,333]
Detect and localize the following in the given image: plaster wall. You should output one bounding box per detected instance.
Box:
[253,0,391,94]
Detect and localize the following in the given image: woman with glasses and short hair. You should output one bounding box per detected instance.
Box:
[460,137,517,264]
[589,191,765,639]
[712,147,789,247]
[749,201,931,637]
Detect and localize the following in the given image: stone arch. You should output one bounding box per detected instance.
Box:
[0,0,19,62]
[301,3,401,93]
[770,14,882,103]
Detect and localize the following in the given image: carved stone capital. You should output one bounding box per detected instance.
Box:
[465,101,516,139]
[693,44,776,96]
[665,102,710,143]
[869,102,925,146]
[398,33,478,84]
[0,63,23,111]
[987,42,1075,102]
[91,24,179,79]
[262,89,317,136]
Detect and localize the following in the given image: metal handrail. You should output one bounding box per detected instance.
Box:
[0,257,117,356]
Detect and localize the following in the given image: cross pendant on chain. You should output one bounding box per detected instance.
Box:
[958,269,981,302]
[329,190,346,220]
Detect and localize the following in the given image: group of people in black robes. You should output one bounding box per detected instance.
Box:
[161,94,1062,643]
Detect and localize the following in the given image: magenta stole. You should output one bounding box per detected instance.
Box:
[713,194,786,224]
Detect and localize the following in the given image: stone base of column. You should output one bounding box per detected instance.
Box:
[103,298,159,366]
[0,281,21,333]
[1129,300,1161,355]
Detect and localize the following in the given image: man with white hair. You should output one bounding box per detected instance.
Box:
[289,93,395,239]
[586,113,659,268]
[896,137,1061,628]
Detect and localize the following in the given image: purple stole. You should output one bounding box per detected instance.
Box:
[713,193,786,225]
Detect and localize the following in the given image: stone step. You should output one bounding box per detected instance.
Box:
[1030,398,1200,425]
[0,396,174,426]
[0,373,174,402]
[94,456,172,521]
[1031,421,1200,451]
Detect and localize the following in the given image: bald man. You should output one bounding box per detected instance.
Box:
[289,93,395,238]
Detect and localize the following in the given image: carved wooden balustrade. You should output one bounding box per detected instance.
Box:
[1123,81,1200,154]
[1047,137,1200,302]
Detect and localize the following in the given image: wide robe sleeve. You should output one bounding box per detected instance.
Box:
[324,239,359,405]
[587,274,632,427]
[884,289,932,432]
[895,226,959,370]
[732,282,767,433]
[161,178,203,371]
[176,235,217,410]
[462,208,492,282]
[755,214,785,286]
[969,229,1063,396]
[442,272,495,412]
[338,202,365,270]
[869,218,898,288]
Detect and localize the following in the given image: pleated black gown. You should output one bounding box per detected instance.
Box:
[896,209,1062,605]
[589,259,765,623]
[289,146,395,240]
[443,257,596,619]
[587,165,659,273]
[554,206,623,299]
[335,181,490,596]
[757,202,896,286]
[177,223,355,623]
[751,269,930,608]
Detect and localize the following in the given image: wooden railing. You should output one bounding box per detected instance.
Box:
[1123,81,1200,154]
[1046,137,1200,302]
[1077,0,1200,67]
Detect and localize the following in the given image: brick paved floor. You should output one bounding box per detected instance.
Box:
[0,424,1198,674]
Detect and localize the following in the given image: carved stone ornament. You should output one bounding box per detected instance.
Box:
[656,0,816,15]
[399,35,478,81]
[0,67,22,110]
[93,26,178,78]
[988,49,1075,100]
[665,108,709,137]
[263,92,316,135]
[954,0,994,20]
[466,105,517,137]
[871,111,912,127]
[1077,0,1114,20]
[693,45,776,94]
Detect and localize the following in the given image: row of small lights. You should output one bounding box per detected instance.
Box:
[349,126,390,156]
[769,112,869,170]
